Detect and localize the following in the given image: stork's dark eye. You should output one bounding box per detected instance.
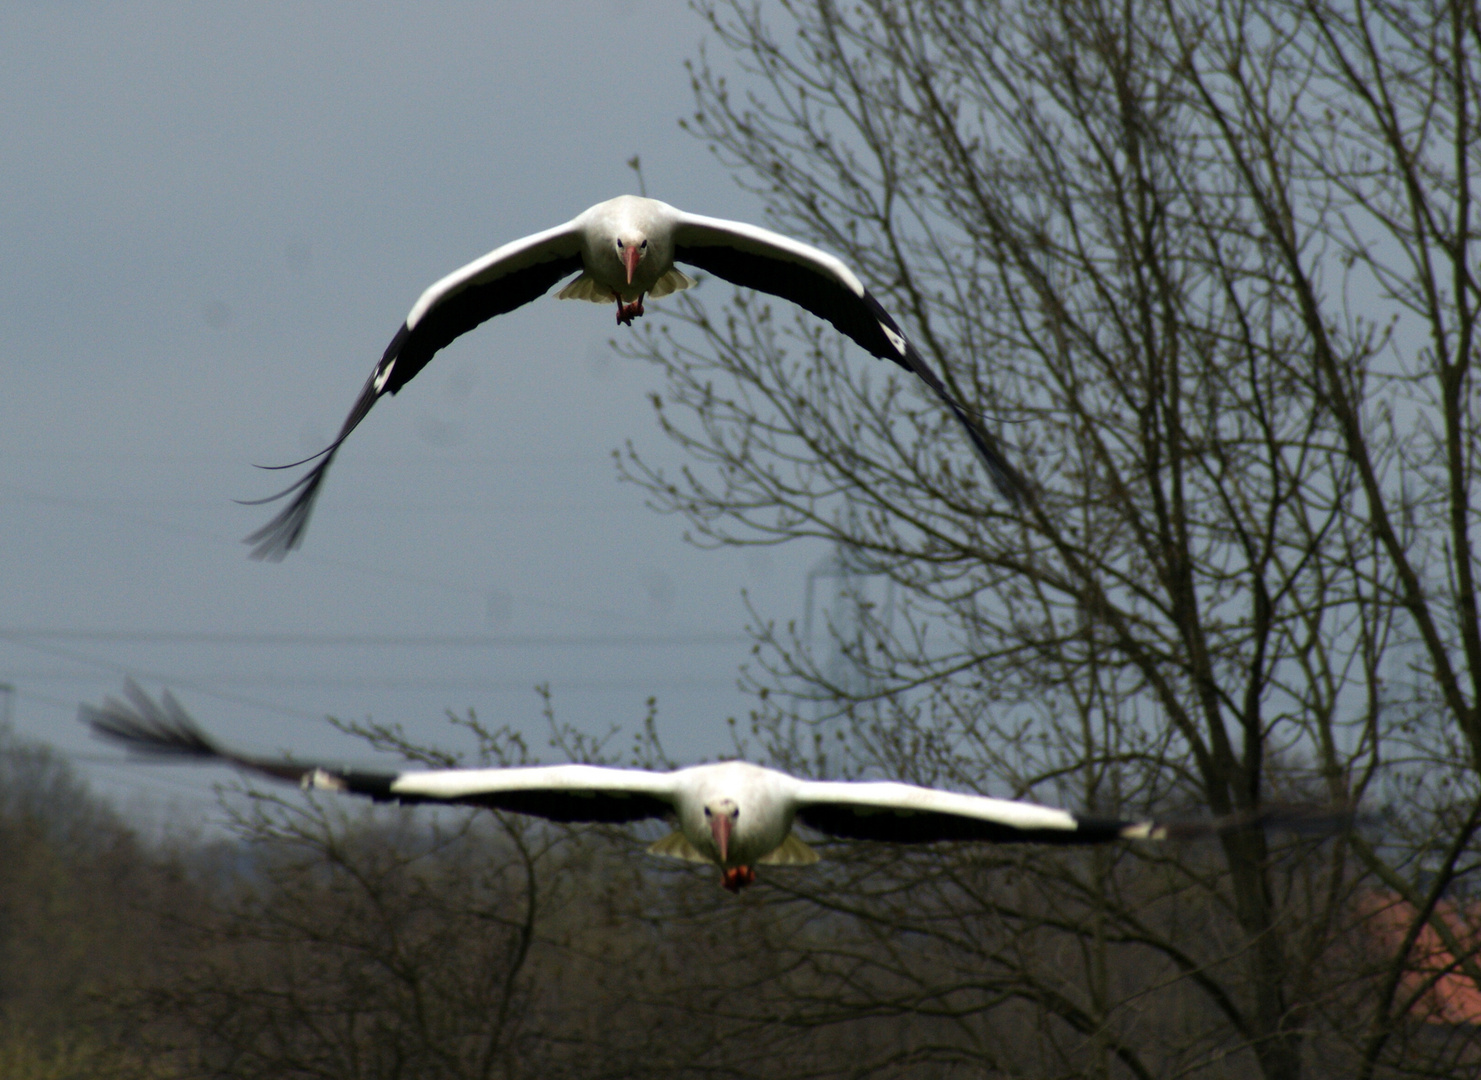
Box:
[704,807,712,817]
[640,239,648,249]
[616,239,624,248]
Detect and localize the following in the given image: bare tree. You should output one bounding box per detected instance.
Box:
[616,1,1481,1076]
[126,705,822,1080]
[127,713,565,1079]
[0,722,196,1079]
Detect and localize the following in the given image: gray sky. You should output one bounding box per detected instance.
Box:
[0,1,828,824]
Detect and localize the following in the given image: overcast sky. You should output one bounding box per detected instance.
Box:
[0,2,840,825]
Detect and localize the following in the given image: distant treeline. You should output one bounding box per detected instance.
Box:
[0,717,1475,1080]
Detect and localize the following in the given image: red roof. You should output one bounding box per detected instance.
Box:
[1362,892,1481,1026]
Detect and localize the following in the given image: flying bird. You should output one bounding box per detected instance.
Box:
[243,195,1025,560]
[82,681,1273,894]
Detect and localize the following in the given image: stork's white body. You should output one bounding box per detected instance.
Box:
[556,196,695,305]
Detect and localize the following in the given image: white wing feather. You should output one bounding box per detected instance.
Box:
[673,212,868,297]
[389,763,679,803]
[405,218,586,328]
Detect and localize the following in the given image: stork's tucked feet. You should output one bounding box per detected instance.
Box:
[616,296,646,325]
[720,865,757,893]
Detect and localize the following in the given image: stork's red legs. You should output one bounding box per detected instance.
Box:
[720,866,757,893]
[616,295,645,325]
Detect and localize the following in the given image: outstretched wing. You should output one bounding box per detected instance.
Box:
[384,765,676,823]
[792,779,1354,846]
[82,681,678,824]
[792,780,1159,845]
[671,212,1026,503]
[243,220,587,560]
[80,678,384,790]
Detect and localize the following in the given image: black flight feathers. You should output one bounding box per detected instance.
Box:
[795,801,1353,848]
[238,365,381,561]
[80,681,669,820]
[241,250,584,561]
[81,678,397,798]
[81,679,221,762]
[675,239,1027,503]
[794,802,1130,846]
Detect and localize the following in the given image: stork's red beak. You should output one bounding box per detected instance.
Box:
[710,813,732,864]
[623,244,641,285]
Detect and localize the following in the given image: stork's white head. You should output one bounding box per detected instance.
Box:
[704,797,741,864]
[575,195,682,303]
[614,233,648,285]
[658,761,805,893]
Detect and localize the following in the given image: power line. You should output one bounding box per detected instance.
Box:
[0,481,738,627]
[1,637,328,726]
[0,627,751,648]
[12,670,736,693]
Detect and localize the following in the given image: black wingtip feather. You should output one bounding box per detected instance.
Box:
[81,682,369,789]
[857,294,1028,505]
[240,454,334,561]
[251,443,338,472]
[950,403,1028,505]
[240,364,387,561]
[1145,804,1360,842]
[235,457,326,507]
[81,678,225,762]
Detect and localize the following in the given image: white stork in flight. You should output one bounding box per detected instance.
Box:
[243,195,1025,560]
[79,682,1280,894]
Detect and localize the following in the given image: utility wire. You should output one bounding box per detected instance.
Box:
[0,627,750,648]
[12,670,735,693]
[2,637,328,726]
[0,481,737,628]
